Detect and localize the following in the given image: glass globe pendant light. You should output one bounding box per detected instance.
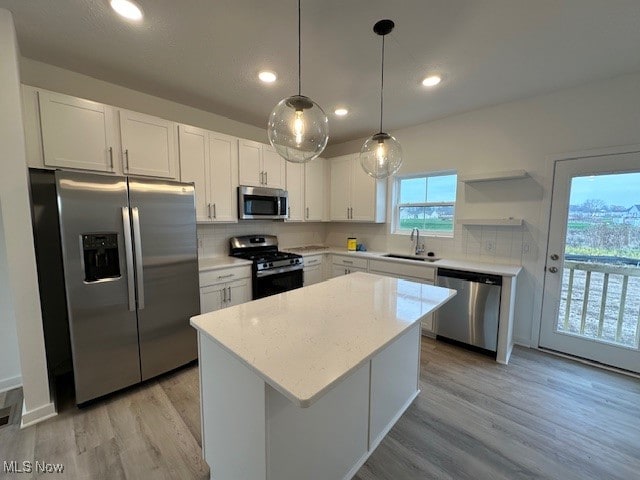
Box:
[267,0,328,163]
[360,19,403,179]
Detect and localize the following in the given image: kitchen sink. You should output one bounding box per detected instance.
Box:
[382,254,440,262]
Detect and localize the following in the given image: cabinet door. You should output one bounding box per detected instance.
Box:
[350,156,376,221]
[238,139,262,186]
[200,284,225,313]
[209,132,239,222]
[331,264,349,278]
[227,278,252,307]
[262,145,286,188]
[330,155,352,221]
[286,161,305,221]
[305,157,325,221]
[38,91,116,173]
[304,264,323,286]
[179,125,210,223]
[120,110,177,179]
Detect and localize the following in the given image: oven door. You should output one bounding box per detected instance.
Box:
[238,186,288,220]
[254,268,303,299]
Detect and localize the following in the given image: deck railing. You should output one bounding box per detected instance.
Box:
[561,260,640,346]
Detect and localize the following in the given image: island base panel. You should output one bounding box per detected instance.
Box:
[198,323,421,480]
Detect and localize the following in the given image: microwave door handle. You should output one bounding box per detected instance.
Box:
[277,196,282,217]
[122,207,136,312]
[131,207,145,310]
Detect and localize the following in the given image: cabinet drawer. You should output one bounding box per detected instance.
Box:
[304,254,324,266]
[369,259,435,282]
[332,255,368,270]
[200,265,251,287]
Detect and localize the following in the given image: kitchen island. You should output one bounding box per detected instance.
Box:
[190,272,456,480]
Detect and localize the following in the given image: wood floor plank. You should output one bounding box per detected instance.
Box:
[1,339,638,479]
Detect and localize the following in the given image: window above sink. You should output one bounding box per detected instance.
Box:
[392,171,457,237]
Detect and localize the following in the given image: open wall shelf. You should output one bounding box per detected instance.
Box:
[458,218,524,226]
[460,170,529,183]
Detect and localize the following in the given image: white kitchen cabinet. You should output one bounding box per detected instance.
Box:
[331,254,369,278]
[37,90,117,173]
[200,264,252,314]
[286,161,305,221]
[368,259,436,333]
[303,255,324,286]
[238,139,285,189]
[329,153,386,222]
[179,126,239,223]
[119,109,177,179]
[304,157,325,221]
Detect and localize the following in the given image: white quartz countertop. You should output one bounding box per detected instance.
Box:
[198,256,252,272]
[191,272,456,408]
[283,247,522,277]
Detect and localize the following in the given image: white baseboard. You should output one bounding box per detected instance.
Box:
[0,374,22,393]
[20,399,57,428]
[513,337,532,348]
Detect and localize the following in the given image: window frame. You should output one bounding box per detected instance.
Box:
[392,170,457,237]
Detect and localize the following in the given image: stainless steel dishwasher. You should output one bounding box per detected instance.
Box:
[435,268,502,352]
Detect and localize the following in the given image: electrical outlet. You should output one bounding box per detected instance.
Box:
[485,240,495,252]
[522,243,530,255]
[198,238,204,249]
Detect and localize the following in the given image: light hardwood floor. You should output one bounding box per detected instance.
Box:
[1,338,639,479]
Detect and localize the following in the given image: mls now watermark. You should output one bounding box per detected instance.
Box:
[4,460,65,474]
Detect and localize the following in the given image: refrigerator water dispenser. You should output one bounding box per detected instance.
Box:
[82,233,120,282]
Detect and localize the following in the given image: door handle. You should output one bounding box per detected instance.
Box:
[217,273,234,279]
[213,203,216,219]
[260,171,264,185]
[228,286,232,303]
[288,206,291,218]
[208,203,212,219]
[222,285,227,303]
[548,266,558,273]
[306,207,309,219]
[131,207,145,309]
[124,149,130,172]
[122,207,136,312]
[265,171,268,185]
[108,147,114,171]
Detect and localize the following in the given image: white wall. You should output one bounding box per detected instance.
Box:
[0,206,22,392]
[324,71,640,346]
[0,9,55,424]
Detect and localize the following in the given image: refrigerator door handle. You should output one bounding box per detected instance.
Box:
[131,206,145,310]
[122,207,136,312]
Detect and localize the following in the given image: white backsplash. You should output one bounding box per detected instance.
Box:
[198,222,327,257]
[199,220,531,267]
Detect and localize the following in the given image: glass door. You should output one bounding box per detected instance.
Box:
[539,152,640,373]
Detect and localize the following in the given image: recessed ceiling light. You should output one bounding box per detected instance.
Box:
[110,0,143,21]
[334,108,349,117]
[258,71,277,83]
[421,75,442,87]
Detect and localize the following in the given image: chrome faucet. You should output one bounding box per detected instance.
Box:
[410,228,425,256]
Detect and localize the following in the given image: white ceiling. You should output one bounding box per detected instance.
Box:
[2,0,640,144]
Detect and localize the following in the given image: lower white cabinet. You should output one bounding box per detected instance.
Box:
[199,265,252,313]
[331,255,369,278]
[303,255,324,286]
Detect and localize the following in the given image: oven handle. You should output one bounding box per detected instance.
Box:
[255,265,304,278]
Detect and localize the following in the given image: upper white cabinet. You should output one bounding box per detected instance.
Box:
[119,110,177,179]
[305,157,325,221]
[38,90,117,173]
[286,161,305,221]
[330,154,386,223]
[238,140,285,189]
[179,125,238,223]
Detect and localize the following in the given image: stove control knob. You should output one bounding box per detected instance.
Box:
[295,259,301,264]
[263,263,268,268]
[289,259,295,264]
[269,262,274,267]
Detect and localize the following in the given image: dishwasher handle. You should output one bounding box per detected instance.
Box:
[437,268,502,286]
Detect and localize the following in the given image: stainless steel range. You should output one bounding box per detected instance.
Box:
[230,235,304,299]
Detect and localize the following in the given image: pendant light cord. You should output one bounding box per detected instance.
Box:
[298,0,302,96]
[379,34,385,134]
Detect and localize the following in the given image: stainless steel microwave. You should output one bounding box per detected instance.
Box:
[238,186,288,220]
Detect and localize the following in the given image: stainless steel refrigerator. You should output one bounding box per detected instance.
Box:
[30,170,200,404]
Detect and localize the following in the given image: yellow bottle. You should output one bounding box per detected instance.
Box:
[347,237,357,251]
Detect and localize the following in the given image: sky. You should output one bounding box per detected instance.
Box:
[400,174,457,203]
[570,172,640,207]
